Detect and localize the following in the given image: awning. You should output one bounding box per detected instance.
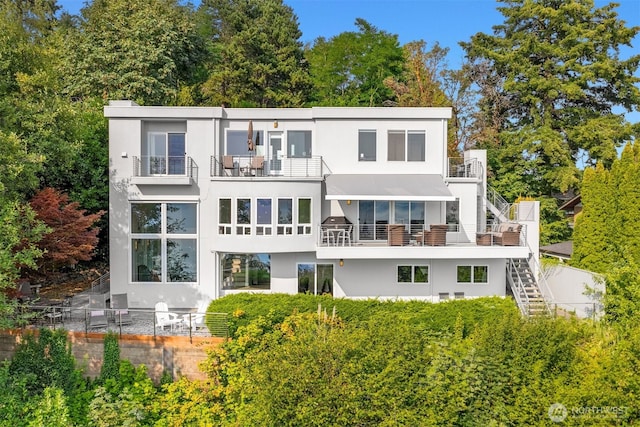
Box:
[325,174,455,201]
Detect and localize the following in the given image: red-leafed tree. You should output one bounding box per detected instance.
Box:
[29,188,105,271]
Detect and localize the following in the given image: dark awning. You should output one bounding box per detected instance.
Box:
[325,174,455,201]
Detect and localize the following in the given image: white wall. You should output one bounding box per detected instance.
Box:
[541,264,604,319]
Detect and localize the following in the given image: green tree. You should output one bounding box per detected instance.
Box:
[462,0,640,197]
[197,0,310,107]
[306,18,404,106]
[62,0,204,105]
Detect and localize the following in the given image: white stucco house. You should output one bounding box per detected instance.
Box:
[105,101,543,312]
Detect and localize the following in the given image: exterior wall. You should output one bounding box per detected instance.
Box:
[333,258,506,300]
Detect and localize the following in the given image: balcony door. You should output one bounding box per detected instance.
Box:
[268,132,282,175]
[297,263,333,295]
[145,132,185,175]
[358,201,389,241]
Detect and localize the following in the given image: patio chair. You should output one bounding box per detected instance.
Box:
[17,280,37,304]
[183,300,210,331]
[250,155,264,176]
[223,155,236,176]
[111,293,132,325]
[155,301,182,331]
[87,294,108,328]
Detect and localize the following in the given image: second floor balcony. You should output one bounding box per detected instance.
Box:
[132,155,195,185]
[210,155,324,179]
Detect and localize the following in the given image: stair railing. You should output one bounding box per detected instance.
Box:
[507,259,531,316]
[487,186,512,223]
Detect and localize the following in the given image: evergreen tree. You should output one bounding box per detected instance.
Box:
[198,0,311,107]
[462,0,640,197]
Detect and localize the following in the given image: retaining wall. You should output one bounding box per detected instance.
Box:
[0,329,224,382]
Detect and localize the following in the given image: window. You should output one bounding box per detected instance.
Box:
[393,201,425,235]
[131,202,197,283]
[221,253,271,290]
[407,131,425,161]
[287,131,311,158]
[143,132,186,175]
[297,198,311,235]
[277,198,293,235]
[226,130,263,156]
[358,130,376,161]
[387,130,426,162]
[446,200,459,232]
[237,198,251,235]
[457,265,488,284]
[388,131,405,161]
[397,265,429,284]
[256,198,272,235]
[219,198,231,234]
[298,263,333,295]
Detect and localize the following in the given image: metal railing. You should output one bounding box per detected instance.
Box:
[133,156,195,177]
[486,185,512,223]
[210,155,323,178]
[448,157,481,178]
[90,272,110,294]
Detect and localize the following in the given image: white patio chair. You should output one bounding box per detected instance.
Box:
[182,300,210,331]
[154,301,182,331]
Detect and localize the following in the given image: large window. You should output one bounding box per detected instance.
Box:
[278,198,293,235]
[226,130,264,156]
[236,199,251,235]
[358,130,376,161]
[387,130,426,161]
[131,202,197,283]
[297,198,311,235]
[143,132,186,175]
[298,263,333,295]
[393,201,425,235]
[287,130,312,158]
[256,198,272,235]
[219,198,231,234]
[397,265,429,284]
[457,265,488,284]
[221,253,271,290]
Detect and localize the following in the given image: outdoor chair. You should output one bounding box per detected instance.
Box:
[111,293,132,325]
[87,294,108,328]
[17,280,37,304]
[422,224,448,246]
[182,300,210,332]
[223,155,236,176]
[249,155,264,176]
[155,301,182,331]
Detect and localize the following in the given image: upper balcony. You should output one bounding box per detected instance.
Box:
[447,157,483,179]
[210,155,324,179]
[131,155,195,185]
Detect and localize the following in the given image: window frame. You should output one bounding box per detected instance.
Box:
[297,198,312,235]
[396,264,430,284]
[130,202,198,284]
[358,130,377,161]
[456,265,489,284]
[287,130,312,158]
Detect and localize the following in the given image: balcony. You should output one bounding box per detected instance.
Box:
[210,155,324,179]
[132,156,195,185]
[316,222,530,260]
[447,157,482,178]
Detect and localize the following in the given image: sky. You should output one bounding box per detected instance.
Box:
[57,0,639,120]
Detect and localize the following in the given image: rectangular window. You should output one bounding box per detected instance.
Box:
[277,198,293,235]
[297,198,311,235]
[397,265,430,284]
[222,253,271,290]
[219,198,231,234]
[288,130,312,158]
[446,200,460,232]
[358,130,376,161]
[131,202,197,283]
[457,265,488,284]
[256,198,272,236]
[387,131,405,161]
[237,198,251,235]
[144,132,186,175]
[407,131,425,161]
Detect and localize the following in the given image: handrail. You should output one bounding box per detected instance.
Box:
[507,259,530,315]
[90,272,110,294]
[487,185,511,222]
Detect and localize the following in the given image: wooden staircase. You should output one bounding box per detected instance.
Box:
[508,258,550,316]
